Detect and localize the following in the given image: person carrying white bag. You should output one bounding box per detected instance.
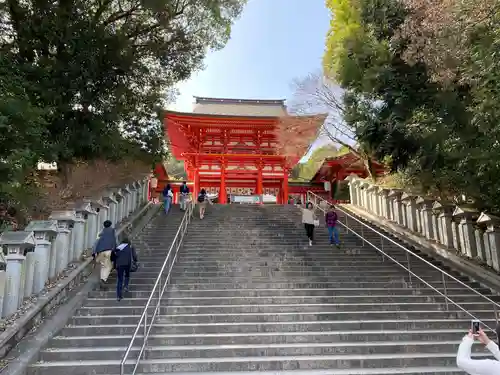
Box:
[301,202,318,247]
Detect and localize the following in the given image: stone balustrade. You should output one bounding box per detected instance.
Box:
[347,176,500,273]
[0,178,149,318]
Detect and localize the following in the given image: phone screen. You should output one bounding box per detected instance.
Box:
[472,320,480,334]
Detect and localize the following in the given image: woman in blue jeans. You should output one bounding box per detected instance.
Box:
[162,184,173,214]
[325,205,341,247]
[112,238,138,301]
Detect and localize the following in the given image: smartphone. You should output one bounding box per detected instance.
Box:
[472,320,481,335]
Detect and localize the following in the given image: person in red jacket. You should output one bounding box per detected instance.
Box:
[325,205,340,248]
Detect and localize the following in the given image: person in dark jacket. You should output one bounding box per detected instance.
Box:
[112,238,138,301]
[93,220,117,287]
[179,181,189,211]
[325,205,340,247]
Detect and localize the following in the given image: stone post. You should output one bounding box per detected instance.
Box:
[352,179,363,207]
[113,189,125,224]
[0,231,35,317]
[453,206,480,259]
[415,197,436,241]
[359,181,370,212]
[82,199,98,252]
[142,177,149,203]
[130,181,139,212]
[346,175,359,206]
[377,187,390,220]
[366,184,379,215]
[477,213,500,270]
[388,189,404,225]
[432,201,455,248]
[102,193,118,227]
[74,202,93,261]
[122,184,132,217]
[93,198,109,234]
[401,193,418,232]
[24,220,58,294]
[474,227,487,264]
[49,210,76,276]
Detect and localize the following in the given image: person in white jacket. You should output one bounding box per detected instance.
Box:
[457,328,500,374]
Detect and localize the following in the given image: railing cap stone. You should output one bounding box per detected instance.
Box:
[49,210,76,222]
[0,231,36,246]
[388,189,404,197]
[25,220,58,234]
[477,212,500,226]
[452,205,480,219]
[416,196,435,205]
[401,192,418,201]
[76,201,96,214]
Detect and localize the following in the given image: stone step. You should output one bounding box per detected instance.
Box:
[47,329,487,348]
[89,287,489,298]
[129,270,460,280]
[139,280,478,291]
[164,276,468,285]
[69,309,494,326]
[29,352,490,374]
[74,301,493,316]
[84,294,489,307]
[38,340,488,362]
[60,318,497,336]
[27,205,489,375]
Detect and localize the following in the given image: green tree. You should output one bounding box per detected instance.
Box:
[0,0,246,181]
[0,53,48,196]
[323,0,500,212]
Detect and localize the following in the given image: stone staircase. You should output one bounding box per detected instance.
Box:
[29,204,497,375]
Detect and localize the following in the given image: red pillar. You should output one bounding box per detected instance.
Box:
[194,169,200,196]
[219,169,227,204]
[282,172,289,205]
[256,167,263,203]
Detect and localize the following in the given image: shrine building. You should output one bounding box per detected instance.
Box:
[154,97,385,204]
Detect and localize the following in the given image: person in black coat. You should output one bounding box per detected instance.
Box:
[112,238,138,301]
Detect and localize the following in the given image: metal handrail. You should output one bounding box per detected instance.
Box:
[120,200,195,375]
[306,191,500,333]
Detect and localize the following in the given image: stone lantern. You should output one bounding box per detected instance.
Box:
[24,220,58,294]
[49,210,76,276]
[0,231,35,316]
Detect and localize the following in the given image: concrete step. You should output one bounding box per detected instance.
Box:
[47,329,489,348]
[29,352,491,374]
[88,287,490,298]
[69,310,495,326]
[84,294,490,307]
[155,280,479,290]
[60,318,497,336]
[38,340,488,361]
[73,302,493,316]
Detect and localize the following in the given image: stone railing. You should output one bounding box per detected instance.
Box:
[347,176,500,273]
[0,178,150,318]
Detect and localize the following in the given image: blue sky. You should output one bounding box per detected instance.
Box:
[171,0,331,135]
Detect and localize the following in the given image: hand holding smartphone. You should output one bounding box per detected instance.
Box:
[472,320,481,335]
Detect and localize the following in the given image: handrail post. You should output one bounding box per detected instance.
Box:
[381,236,385,262]
[441,272,449,311]
[406,251,412,286]
[494,302,499,325]
[158,275,162,309]
[143,312,147,359]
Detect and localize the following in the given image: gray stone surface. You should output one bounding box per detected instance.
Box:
[27,204,495,375]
